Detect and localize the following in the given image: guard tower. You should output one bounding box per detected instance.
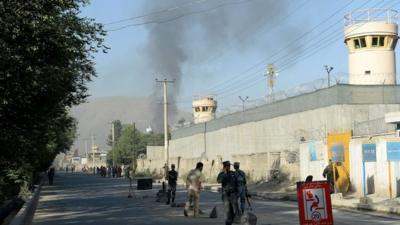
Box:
[344,9,398,85]
[192,96,217,124]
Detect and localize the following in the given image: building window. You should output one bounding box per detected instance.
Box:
[360,37,366,48]
[372,37,378,47]
[365,70,371,75]
[392,38,398,49]
[354,39,360,49]
[379,36,385,46]
[195,107,200,112]
[371,36,385,47]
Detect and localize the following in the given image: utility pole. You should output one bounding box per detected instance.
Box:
[133,122,136,168]
[84,140,88,163]
[111,121,115,166]
[238,96,249,112]
[324,65,334,87]
[155,78,175,171]
[91,134,95,170]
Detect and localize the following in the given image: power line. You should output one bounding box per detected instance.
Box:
[216,0,398,100]
[277,0,399,73]
[105,0,210,25]
[107,0,253,31]
[203,0,358,94]
[209,0,386,96]
[202,0,310,67]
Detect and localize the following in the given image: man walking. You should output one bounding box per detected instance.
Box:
[233,162,247,214]
[166,164,178,205]
[184,162,203,217]
[217,161,239,225]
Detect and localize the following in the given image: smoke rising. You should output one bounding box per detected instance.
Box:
[142,0,295,131]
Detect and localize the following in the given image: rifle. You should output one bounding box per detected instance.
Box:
[245,187,253,211]
[244,187,257,225]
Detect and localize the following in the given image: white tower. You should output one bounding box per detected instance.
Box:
[344,9,398,85]
[192,96,217,124]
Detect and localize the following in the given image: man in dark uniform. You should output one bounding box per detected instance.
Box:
[233,162,247,214]
[166,164,178,205]
[217,161,239,225]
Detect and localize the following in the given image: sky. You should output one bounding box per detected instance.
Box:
[80,0,400,114]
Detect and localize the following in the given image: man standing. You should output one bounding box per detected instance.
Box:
[323,159,338,193]
[47,167,55,185]
[184,162,203,217]
[233,162,247,214]
[217,161,239,225]
[166,164,178,205]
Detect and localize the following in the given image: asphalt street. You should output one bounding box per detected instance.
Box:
[32,172,400,225]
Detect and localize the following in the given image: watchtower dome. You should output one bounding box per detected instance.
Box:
[344,9,398,85]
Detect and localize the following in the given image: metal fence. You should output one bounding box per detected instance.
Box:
[172,83,400,139]
[217,76,348,117]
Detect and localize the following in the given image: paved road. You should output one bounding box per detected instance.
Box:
[33,172,400,225]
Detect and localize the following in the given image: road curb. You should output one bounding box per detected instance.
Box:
[249,190,400,216]
[249,191,297,201]
[9,179,43,225]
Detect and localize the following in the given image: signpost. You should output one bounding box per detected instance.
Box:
[297,181,334,225]
[309,143,317,161]
[386,141,400,198]
[331,144,344,163]
[387,142,400,161]
[361,143,376,197]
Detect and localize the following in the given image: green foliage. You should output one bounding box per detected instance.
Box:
[107,125,166,167]
[0,0,106,203]
[108,125,146,166]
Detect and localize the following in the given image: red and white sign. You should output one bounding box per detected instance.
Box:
[297,181,333,225]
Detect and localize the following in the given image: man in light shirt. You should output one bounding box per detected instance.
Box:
[184,162,204,217]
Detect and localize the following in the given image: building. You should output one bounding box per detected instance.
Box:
[345,8,397,85]
[192,96,217,124]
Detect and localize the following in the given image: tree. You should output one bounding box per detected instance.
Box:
[0,0,106,203]
[111,125,146,166]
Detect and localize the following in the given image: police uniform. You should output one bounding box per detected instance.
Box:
[217,161,239,225]
[234,162,247,213]
[166,165,178,204]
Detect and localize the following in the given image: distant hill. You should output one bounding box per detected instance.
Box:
[70,96,191,154]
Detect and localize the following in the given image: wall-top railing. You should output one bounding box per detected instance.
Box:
[344,8,398,26]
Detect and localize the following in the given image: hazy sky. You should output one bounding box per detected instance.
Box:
[81,0,400,112]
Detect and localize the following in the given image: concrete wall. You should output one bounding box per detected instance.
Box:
[146,146,164,160]
[299,141,328,181]
[301,136,400,198]
[137,86,400,184]
[135,146,164,176]
[169,104,399,183]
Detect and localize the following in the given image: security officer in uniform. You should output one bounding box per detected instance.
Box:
[166,164,178,205]
[233,162,247,214]
[217,161,239,225]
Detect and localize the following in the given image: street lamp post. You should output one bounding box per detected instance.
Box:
[238,96,249,112]
[324,65,334,87]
